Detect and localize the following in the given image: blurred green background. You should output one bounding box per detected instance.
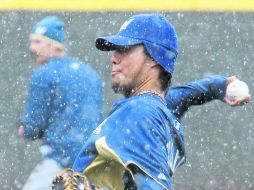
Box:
[0,11,253,189]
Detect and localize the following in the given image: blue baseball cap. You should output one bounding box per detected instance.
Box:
[95,13,178,74]
[30,16,65,49]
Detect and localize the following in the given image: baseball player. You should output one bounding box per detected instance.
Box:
[18,16,103,190]
[72,13,180,189]
[71,13,250,190]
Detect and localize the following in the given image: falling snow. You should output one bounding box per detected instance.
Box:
[0,11,253,190]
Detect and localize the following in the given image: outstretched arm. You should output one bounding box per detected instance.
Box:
[165,75,251,118]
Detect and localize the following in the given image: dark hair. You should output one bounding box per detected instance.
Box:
[143,46,172,91]
[157,64,172,91]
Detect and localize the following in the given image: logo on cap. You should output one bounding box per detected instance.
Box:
[119,18,134,31]
[35,27,47,35]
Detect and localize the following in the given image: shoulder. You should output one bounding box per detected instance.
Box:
[121,94,168,117]
[128,94,180,123]
[66,57,101,79]
[31,64,52,83]
[77,61,100,78]
[30,58,65,84]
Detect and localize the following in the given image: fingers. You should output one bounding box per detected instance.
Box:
[240,95,252,105]
[224,94,251,107]
[224,98,239,107]
[18,125,25,137]
[226,75,237,85]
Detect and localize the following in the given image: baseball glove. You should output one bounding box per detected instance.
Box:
[52,168,98,190]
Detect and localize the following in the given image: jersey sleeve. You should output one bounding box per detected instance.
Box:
[21,69,52,138]
[166,75,227,118]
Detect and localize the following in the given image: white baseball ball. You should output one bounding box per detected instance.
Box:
[226,80,249,101]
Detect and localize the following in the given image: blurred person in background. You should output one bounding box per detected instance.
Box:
[18,16,103,190]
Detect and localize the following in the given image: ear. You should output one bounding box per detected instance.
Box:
[144,54,155,65]
[149,59,158,68]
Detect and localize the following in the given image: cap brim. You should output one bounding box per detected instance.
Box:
[95,35,142,51]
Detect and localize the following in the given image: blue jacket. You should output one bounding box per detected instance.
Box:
[21,56,103,168]
[73,75,226,189]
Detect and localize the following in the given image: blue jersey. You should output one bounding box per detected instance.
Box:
[73,94,184,189]
[73,75,226,189]
[21,56,103,168]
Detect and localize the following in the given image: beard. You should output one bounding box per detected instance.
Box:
[112,83,134,97]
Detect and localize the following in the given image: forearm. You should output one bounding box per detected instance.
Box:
[183,75,227,102]
[166,75,227,117]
